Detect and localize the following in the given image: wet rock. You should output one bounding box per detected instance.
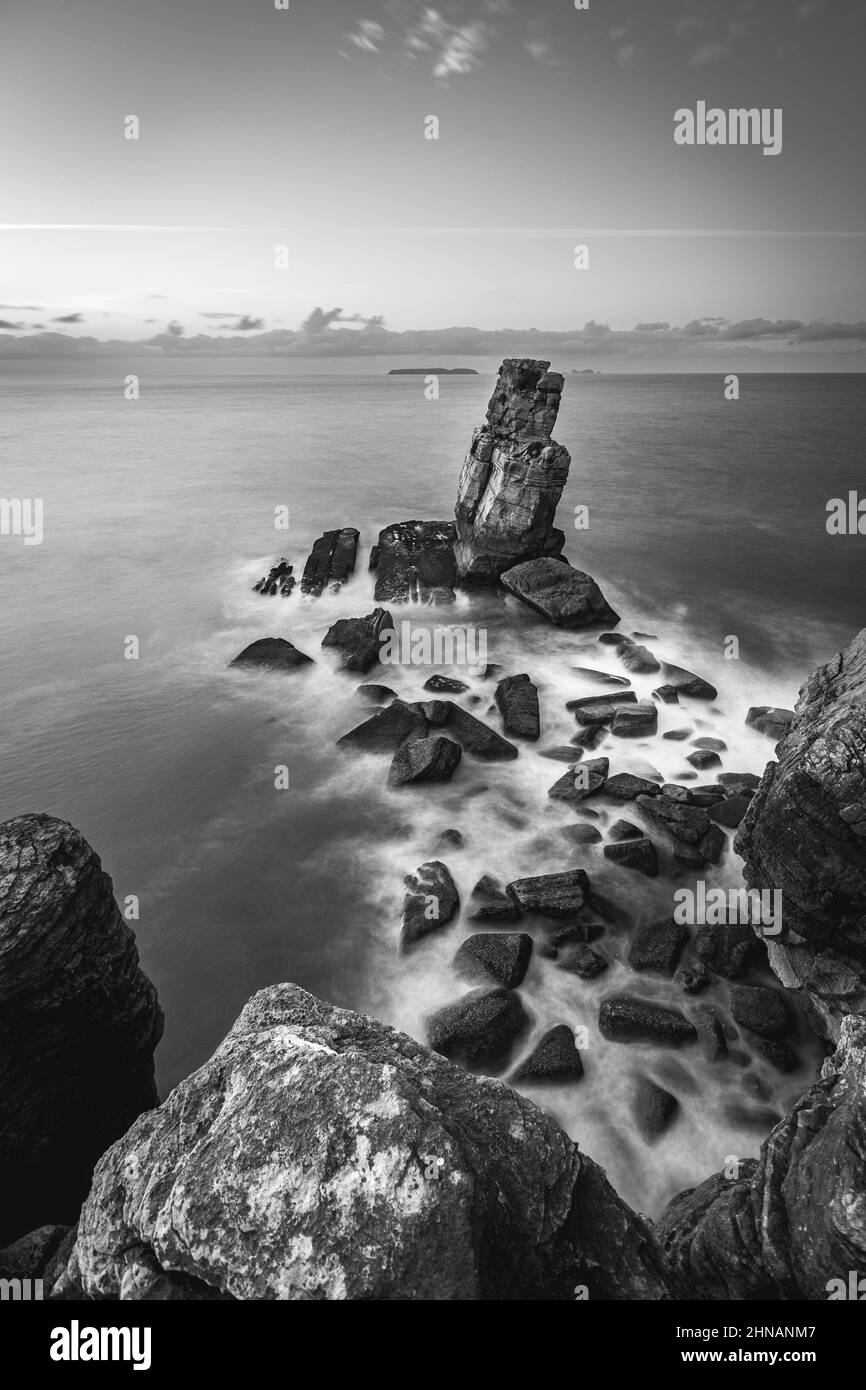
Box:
[563,823,603,845]
[410,699,451,726]
[494,674,541,741]
[653,686,680,705]
[570,668,630,688]
[401,861,460,950]
[427,987,530,1070]
[253,558,295,596]
[435,828,464,850]
[454,359,572,582]
[686,749,723,771]
[676,963,711,994]
[660,664,718,700]
[337,699,428,753]
[548,757,609,803]
[694,922,759,979]
[570,725,608,751]
[693,737,727,752]
[557,944,608,978]
[672,824,727,869]
[230,637,314,671]
[357,683,397,703]
[388,736,462,786]
[454,933,533,989]
[604,773,661,800]
[728,984,793,1039]
[694,1007,728,1061]
[0,815,163,1244]
[718,772,760,796]
[568,691,636,724]
[506,869,590,917]
[627,920,689,976]
[424,674,469,693]
[539,746,582,763]
[373,521,457,604]
[442,703,519,760]
[632,1079,679,1142]
[511,1025,584,1083]
[603,837,658,877]
[468,875,522,923]
[611,702,658,738]
[52,982,669,1301]
[322,606,394,672]
[662,728,692,741]
[745,706,795,741]
[635,794,710,845]
[617,643,660,675]
[735,629,866,1042]
[301,527,359,596]
[661,784,694,802]
[502,558,620,629]
[747,1035,800,1073]
[598,997,697,1047]
[608,819,643,841]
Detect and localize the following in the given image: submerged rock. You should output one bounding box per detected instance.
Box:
[501,557,620,629]
[0,815,163,1245]
[494,674,540,741]
[52,983,669,1301]
[455,359,572,582]
[300,527,359,596]
[230,637,314,671]
[373,521,457,604]
[401,861,460,950]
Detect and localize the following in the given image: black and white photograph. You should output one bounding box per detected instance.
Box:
[1,0,865,1350]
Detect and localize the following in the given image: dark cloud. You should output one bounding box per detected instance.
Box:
[301,306,384,333]
[0,319,25,329]
[635,321,670,331]
[53,312,83,323]
[231,316,265,331]
[166,320,184,336]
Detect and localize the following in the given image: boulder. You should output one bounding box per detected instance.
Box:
[735,629,866,1042]
[454,933,533,988]
[608,819,643,842]
[51,984,669,1301]
[229,637,313,671]
[426,987,530,1070]
[0,815,163,1245]
[321,606,393,672]
[632,1079,679,1142]
[746,706,795,741]
[388,736,462,786]
[728,984,793,1039]
[568,691,637,725]
[401,861,460,950]
[424,675,469,694]
[611,702,658,739]
[617,644,660,675]
[494,674,540,740]
[557,944,608,978]
[337,700,428,753]
[693,922,759,979]
[300,527,359,596]
[454,359,572,582]
[603,837,658,877]
[357,683,397,704]
[373,521,457,604]
[598,997,697,1047]
[511,1025,584,1083]
[570,668,630,688]
[442,703,519,760]
[548,757,609,803]
[506,869,590,917]
[686,749,722,771]
[468,875,522,923]
[501,558,620,629]
[627,920,689,976]
[707,796,750,828]
[635,794,710,846]
[660,664,718,700]
[653,686,680,704]
[604,773,661,800]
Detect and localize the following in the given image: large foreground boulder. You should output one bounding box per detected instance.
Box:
[735,627,866,1041]
[658,1015,866,1299]
[455,359,572,582]
[0,815,163,1245]
[52,984,670,1301]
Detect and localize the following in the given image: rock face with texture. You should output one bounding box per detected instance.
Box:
[388,736,462,786]
[658,1015,866,1299]
[321,607,393,672]
[494,674,540,740]
[501,558,620,629]
[230,637,313,671]
[401,861,460,949]
[52,984,670,1301]
[0,815,163,1245]
[301,527,359,596]
[455,359,572,583]
[735,627,866,1041]
[372,521,457,604]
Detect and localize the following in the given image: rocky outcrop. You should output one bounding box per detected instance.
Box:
[230,637,313,671]
[735,627,866,1041]
[321,607,393,672]
[658,1014,866,1299]
[494,674,540,740]
[372,521,457,604]
[253,558,295,596]
[0,815,163,1245]
[52,984,670,1301]
[455,360,572,582]
[301,528,359,596]
[501,558,620,629]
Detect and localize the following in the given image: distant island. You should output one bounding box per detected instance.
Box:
[571,368,601,374]
[388,367,479,375]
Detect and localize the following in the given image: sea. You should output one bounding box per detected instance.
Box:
[1,358,864,1217]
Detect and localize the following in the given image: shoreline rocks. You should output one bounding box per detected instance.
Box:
[501,557,620,629]
[301,527,359,596]
[372,521,457,604]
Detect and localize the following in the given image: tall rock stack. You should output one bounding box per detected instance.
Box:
[455,359,571,583]
[0,814,163,1244]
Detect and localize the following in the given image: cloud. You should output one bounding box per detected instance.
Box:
[301,306,383,333]
[635,322,670,331]
[0,303,42,310]
[689,41,730,65]
[167,320,184,336]
[0,319,25,330]
[348,19,385,54]
[53,312,83,323]
[231,316,265,331]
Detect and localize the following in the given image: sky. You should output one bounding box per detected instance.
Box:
[1,0,865,367]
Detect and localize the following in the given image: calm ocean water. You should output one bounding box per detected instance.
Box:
[1,360,864,1215]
